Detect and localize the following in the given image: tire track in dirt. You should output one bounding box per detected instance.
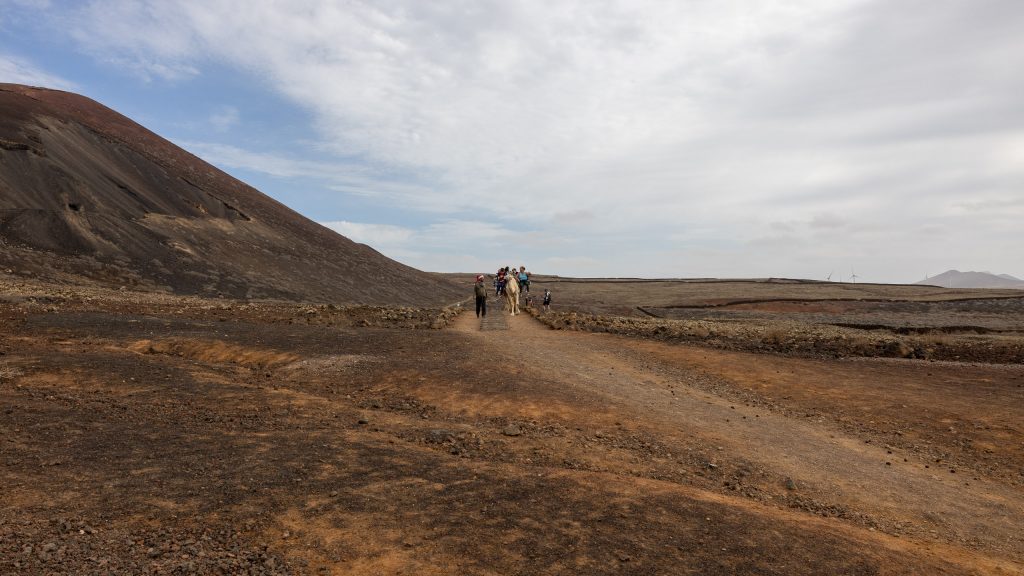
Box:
[453,310,1024,567]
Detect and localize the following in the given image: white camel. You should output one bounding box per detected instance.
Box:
[504,273,521,316]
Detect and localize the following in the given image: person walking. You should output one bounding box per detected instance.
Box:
[542,288,551,312]
[474,274,488,318]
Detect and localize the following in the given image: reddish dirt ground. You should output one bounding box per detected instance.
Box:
[2,293,1023,574]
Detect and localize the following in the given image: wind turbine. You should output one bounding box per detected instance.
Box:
[826,271,833,282]
[850,268,859,283]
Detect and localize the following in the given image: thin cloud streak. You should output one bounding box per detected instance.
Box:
[177,140,446,209]
[321,219,522,273]
[208,106,239,132]
[0,53,76,90]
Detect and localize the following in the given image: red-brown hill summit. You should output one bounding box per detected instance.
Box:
[0,83,463,306]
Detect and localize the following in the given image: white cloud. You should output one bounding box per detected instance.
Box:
[104,56,199,83]
[175,140,343,179]
[0,53,76,90]
[320,218,526,272]
[321,221,415,247]
[208,106,239,132]
[324,218,514,248]
[175,139,451,209]
[61,1,200,81]
[23,0,1024,280]
[544,256,603,270]
[421,220,514,243]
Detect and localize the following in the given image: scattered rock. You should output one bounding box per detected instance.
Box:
[427,429,454,443]
[502,425,523,437]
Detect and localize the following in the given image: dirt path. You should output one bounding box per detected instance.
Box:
[451,308,1024,568]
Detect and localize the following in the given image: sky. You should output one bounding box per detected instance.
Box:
[1,0,1021,282]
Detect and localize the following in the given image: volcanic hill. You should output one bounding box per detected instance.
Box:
[0,83,462,306]
[916,269,1024,289]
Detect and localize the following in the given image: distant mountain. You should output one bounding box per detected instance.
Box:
[0,83,464,305]
[917,270,1024,289]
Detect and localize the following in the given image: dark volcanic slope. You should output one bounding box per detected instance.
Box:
[0,83,463,306]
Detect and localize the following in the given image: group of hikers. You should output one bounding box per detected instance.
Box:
[473,265,551,318]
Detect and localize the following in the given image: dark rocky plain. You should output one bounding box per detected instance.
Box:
[2,275,1023,575]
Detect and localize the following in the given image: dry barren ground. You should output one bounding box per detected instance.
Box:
[494,277,1024,364]
[2,280,1023,574]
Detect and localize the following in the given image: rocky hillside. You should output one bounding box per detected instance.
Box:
[0,84,463,306]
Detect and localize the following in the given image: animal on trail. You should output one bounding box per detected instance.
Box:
[504,273,521,316]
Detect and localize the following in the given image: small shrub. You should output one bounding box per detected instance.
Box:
[762,328,788,346]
